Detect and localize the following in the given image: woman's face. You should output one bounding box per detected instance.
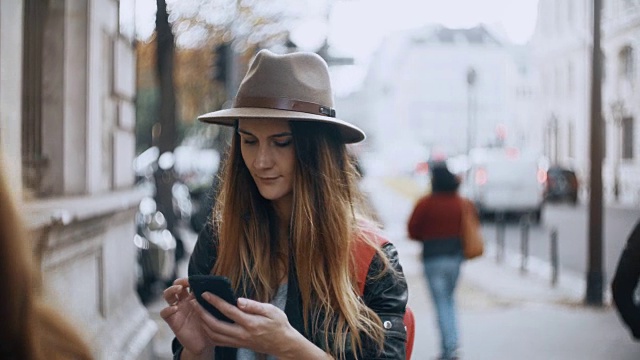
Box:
[238,118,295,207]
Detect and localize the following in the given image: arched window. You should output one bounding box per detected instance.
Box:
[622,117,634,159]
[601,50,607,81]
[567,61,574,96]
[619,46,635,80]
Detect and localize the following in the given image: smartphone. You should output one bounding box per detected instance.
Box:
[189,275,238,323]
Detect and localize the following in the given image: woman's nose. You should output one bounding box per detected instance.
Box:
[253,145,273,169]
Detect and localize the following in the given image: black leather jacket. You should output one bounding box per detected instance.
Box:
[172,221,409,359]
[612,220,640,340]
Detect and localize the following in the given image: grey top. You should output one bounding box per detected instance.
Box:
[236,282,289,360]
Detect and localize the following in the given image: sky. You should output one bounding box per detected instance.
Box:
[327,0,540,61]
[134,0,539,56]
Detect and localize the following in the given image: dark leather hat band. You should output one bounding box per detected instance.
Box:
[234,96,336,118]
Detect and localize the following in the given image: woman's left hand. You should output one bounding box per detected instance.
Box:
[196,293,321,358]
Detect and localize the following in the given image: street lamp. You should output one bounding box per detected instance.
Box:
[466,67,477,154]
[610,100,625,201]
[586,0,604,307]
[548,115,559,164]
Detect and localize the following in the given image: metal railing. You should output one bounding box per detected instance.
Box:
[493,213,560,287]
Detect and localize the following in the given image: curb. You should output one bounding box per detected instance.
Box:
[479,242,613,307]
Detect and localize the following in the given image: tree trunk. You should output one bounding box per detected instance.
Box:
[153,0,177,233]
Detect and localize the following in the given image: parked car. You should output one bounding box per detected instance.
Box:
[545,166,579,205]
[134,196,178,303]
[459,148,547,223]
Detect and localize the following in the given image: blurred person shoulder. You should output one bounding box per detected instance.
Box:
[0,157,93,360]
[612,219,640,340]
[624,220,640,252]
[33,302,94,360]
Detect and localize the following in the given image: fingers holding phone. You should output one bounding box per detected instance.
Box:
[203,295,308,356]
[189,275,239,323]
[160,278,193,321]
[173,275,306,356]
[160,278,214,355]
[162,277,191,306]
[189,276,284,326]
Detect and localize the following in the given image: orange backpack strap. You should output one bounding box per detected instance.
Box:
[354,230,388,295]
[353,229,415,359]
[404,307,415,359]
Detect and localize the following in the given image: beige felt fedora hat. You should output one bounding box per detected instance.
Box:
[198,49,366,144]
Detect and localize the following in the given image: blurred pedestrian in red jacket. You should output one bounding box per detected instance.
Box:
[408,162,475,360]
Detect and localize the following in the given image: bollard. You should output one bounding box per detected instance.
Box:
[520,214,530,274]
[496,212,506,263]
[550,227,559,287]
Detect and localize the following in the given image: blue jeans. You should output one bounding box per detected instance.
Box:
[423,254,463,359]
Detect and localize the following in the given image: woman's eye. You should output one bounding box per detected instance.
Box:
[275,139,292,147]
[242,138,257,145]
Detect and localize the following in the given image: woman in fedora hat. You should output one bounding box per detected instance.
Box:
[160,50,408,359]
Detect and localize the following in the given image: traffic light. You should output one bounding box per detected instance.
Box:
[214,43,229,84]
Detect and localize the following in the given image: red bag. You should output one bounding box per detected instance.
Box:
[354,232,415,359]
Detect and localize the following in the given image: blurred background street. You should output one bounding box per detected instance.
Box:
[3,0,640,358]
[148,173,640,359]
[362,171,639,360]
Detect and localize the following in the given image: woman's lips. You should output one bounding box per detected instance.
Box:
[257,176,279,183]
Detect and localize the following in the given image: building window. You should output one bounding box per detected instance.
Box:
[622,116,634,159]
[601,51,607,82]
[543,70,551,97]
[623,0,639,10]
[555,0,563,34]
[21,0,48,194]
[547,116,559,163]
[568,122,574,158]
[555,66,562,97]
[567,61,574,96]
[619,46,634,80]
[118,0,135,42]
[603,119,608,159]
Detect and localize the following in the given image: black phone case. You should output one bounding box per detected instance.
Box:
[189,275,238,323]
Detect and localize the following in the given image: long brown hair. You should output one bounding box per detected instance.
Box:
[0,160,93,360]
[212,121,391,359]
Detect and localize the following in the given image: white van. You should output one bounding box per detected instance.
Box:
[459,148,547,222]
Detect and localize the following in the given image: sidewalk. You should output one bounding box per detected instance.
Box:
[394,232,639,360]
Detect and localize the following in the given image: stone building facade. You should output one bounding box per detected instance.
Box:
[532,0,640,204]
[0,0,156,358]
[358,25,538,173]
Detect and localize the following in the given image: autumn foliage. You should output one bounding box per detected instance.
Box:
[136,36,227,126]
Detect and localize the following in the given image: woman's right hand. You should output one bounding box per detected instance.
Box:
[160,278,213,356]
